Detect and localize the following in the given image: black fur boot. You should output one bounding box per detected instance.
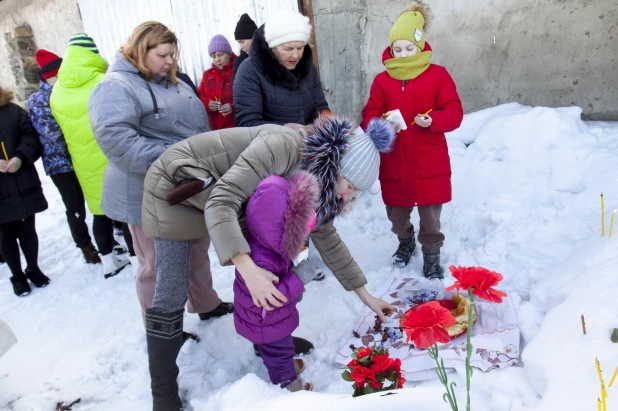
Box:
[10,273,31,297]
[25,267,50,288]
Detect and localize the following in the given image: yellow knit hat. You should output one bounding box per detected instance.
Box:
[389,2,432,51]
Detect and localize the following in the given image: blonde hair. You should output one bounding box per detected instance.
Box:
[0,85,14,107]
[121,21,179,83]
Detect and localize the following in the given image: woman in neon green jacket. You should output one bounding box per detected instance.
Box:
[50,34,130,278]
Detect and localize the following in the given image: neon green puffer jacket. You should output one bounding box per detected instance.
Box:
[50,46,107,215]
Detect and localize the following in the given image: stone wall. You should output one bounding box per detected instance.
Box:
[4,25,40,105]
[0,0,83,105]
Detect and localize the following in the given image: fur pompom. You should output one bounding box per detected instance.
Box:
[401,1,432,31]
[301,112,352,227]
[366,118,396,153]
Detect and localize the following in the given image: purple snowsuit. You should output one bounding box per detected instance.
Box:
[233,171,318,384]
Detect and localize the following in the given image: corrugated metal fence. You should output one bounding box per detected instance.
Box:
[77,0,298,84]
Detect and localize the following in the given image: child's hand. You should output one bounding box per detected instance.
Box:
[414,113,432,128]
[4,157,22,173]
[208,100,221,112]
[219,103,232,116]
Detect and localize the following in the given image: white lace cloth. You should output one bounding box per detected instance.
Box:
[335,277,520,382]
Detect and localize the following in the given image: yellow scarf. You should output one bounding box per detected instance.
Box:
[384,50,432,81]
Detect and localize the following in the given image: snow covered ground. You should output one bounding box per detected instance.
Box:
[1,103,617,410]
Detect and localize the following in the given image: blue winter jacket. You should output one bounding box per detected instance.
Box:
[28,81,73,176]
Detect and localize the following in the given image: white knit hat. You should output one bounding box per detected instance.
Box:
[265,11,311,49]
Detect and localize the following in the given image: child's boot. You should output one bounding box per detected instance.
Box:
[294,359,306,375]
[101,253,130,279]
[285,378,313,392]
[422,247,444,280]
[80,242,101,264]
[393,233,416,268]
[10,273,31,297]
[25,267,50,288]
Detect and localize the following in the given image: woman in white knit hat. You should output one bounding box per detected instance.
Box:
[233,10,329,130]
[234,10,331,283]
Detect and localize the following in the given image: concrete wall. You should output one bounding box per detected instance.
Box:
[0,0,83,99]
[313,0,618,121]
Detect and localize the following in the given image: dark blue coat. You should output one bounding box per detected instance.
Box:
[233,26,329,127]
[0,98,48,225]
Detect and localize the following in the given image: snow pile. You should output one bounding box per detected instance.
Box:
[1,103,618,410]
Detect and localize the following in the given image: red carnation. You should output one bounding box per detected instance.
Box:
[370,353,393,373]
[370,379,382,389]
[389,358,402,372]
[350,365,376,385]
[400,301,456,349]
[357,347,372,360]
[397,373,406,389]
[446,266,507,303]
[347,359,359,368]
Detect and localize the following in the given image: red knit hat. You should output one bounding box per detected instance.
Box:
[35,49,62,81]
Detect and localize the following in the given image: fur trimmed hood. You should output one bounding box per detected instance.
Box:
[249,25,314,90]
[284,171,319,260]
[245,171,319,262]
[0,86,14,108]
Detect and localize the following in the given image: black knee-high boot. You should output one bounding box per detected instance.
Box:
[145,309,184,411]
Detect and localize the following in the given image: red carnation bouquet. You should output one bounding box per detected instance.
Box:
[342,345,405,397]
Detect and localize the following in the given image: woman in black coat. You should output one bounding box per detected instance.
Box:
[0,86,50,297]
[233,10,329,129]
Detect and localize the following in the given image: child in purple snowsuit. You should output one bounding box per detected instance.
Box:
[233,171,319,391]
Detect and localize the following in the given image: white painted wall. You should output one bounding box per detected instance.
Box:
[77,0,298,86]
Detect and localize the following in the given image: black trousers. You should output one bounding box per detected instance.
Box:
[93,215,115,255]
[50,171,92,248]
[0,215,39,276]
[122,223,135,257]
[92,216,136,257]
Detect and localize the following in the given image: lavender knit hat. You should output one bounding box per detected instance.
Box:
[208,34,233,56]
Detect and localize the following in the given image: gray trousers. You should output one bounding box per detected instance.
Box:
[385,205,444,248]
[151,238,197,314]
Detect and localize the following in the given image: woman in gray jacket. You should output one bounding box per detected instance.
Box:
[89,21,232,326]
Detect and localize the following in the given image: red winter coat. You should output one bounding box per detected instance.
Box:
[198,55,237,130]
[361,43,463,208]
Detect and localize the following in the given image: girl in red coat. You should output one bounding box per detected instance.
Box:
[361,1,463,279]
[198,35,237,130]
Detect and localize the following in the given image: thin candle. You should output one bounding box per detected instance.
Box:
[596,359,607,411]
[610,210,616,237]
[411,109,433,126]
[1,141,8,161]
[601,193,605,236]
[609,366,618,388]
